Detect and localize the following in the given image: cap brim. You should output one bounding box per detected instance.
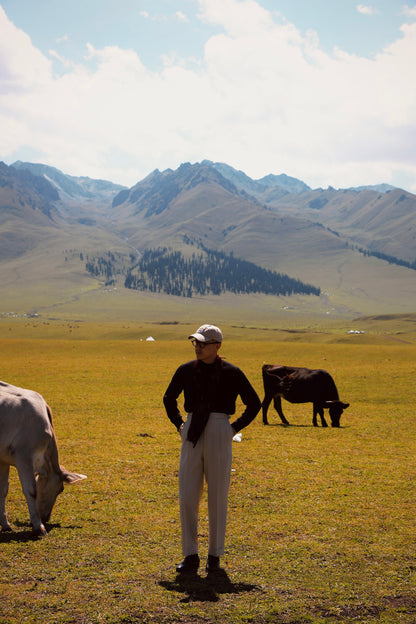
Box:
[188,333,207,342]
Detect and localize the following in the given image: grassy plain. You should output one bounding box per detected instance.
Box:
[0,321,415,624]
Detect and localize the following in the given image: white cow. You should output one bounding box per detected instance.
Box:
[0,381,86,535]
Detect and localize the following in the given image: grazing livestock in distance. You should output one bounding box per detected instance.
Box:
[262,364,349,427]
[0,381,86,535]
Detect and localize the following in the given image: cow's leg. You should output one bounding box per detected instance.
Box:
[313,404,327,427]
[274,396,290,425]
[0,463,12,531]
[15,457,47,535]
[262,394,273,424]
[320,408,328,427]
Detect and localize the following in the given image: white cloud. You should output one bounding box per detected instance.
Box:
[198,0,274,36]
[1,1,416,192]
[0,6,52,91]
[49,49,74,69]
[175,11,189,23]
[356,5,378,16]
[56,34,69,44]
[402,5,416,19]
[138,10,168,23]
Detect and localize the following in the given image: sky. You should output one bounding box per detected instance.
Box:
[1,0,416,192]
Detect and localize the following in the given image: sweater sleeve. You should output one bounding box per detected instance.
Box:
[230,370,261,433]
[163,365,186,431]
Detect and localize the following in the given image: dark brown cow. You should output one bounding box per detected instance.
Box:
[262,364,349,427]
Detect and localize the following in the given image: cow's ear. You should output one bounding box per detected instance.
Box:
[342,402,350,409]
[61,469,87,484]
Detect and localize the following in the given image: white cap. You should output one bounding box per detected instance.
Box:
[188,324,223,343]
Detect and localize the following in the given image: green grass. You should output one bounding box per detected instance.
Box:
[0,324,415,623]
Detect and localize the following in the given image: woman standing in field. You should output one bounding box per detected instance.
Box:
[163,323,261,574]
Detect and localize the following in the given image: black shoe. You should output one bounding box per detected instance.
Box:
[206,555,220,573]
[176,554,200,573]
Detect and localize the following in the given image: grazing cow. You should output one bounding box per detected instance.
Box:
[0,381,87,535]
[262,364,349,427]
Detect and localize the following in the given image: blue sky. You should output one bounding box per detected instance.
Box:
[1,0,415,191]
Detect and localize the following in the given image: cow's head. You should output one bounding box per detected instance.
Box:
[36,467,87,524]
[324,400,350,427]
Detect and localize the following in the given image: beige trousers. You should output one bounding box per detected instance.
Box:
[179,412,234,558]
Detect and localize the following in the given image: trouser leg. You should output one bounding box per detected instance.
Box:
[179,418,204,557]
[204,414,233,557]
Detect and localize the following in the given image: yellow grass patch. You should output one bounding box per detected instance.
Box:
[0,325,415,623]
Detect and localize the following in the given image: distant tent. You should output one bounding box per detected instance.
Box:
[146,336,155,341]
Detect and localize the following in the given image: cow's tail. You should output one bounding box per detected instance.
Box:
[46,404,54,425]
[262,364,272,380]
[262,364,281,396]
[327,375,340,400]
[46,404,61,474]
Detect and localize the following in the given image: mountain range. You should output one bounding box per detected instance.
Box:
[0,159,415,321]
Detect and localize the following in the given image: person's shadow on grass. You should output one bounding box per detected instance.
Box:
[159,569,259,603]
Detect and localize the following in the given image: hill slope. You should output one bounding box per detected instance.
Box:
[0,160,415,322]
[266,186,416,263]
[11,160,126,201]
[0,162,60,261]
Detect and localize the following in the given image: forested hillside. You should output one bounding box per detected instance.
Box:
[85,246,321,298]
